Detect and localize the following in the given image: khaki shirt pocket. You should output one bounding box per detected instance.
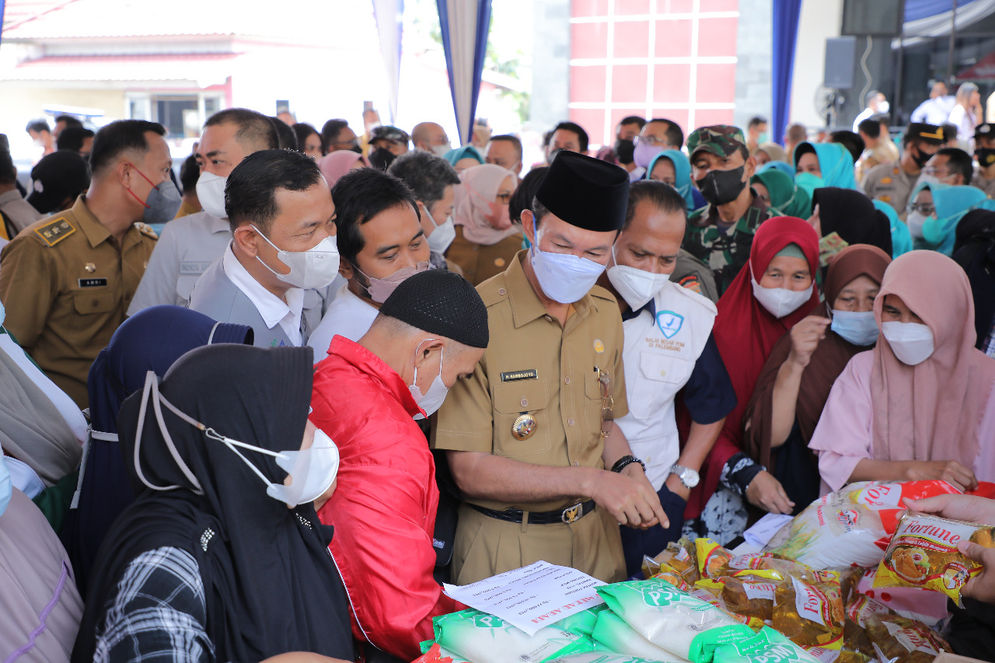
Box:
[73,291,117,315]
[493,377,552,460]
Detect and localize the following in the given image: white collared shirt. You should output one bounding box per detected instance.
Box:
[306,281,379,364]
[222,245,304,346]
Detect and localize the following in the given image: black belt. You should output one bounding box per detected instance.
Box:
[470,500,596,525]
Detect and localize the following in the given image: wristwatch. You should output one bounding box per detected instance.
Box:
[669,464,700,488]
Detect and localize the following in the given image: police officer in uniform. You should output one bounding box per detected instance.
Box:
[863,123,945,216]
[600,181,736,577]
[433,151,667,585]
[0,120,174,408]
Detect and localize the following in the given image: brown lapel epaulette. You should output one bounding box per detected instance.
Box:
[134,222,159,240]
[33,217,76,247]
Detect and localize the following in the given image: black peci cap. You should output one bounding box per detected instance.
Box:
[536,151,629,232]
[380,269,489,348]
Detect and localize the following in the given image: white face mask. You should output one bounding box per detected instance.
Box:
[431,144,451,158]
[750,274,813,319]
[878,101,890,114]
[830,309,879,346]
[196,171,228,219]
[529,229,606,304]
[881,321,935,365]
[606,243,671,311]
[410,341,448,418]
[132,371,339,507]
[423,205,456,254]
[905,211,930,239]
[251,225,341,290]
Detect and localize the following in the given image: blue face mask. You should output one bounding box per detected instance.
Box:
[831,310,879,346]
[0,454,11,518]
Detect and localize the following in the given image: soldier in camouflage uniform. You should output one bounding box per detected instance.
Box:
[683,125,777,295]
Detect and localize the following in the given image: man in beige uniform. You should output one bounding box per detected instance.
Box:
[863,123,944,216]
[434,151,666,584]
[0,120,172,407]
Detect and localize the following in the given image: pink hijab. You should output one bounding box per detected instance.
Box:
[318,151,364,188]
[871,250,995,466]
[453,163,519,246]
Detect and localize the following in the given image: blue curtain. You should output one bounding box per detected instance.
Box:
[437,0,492,144]
[0,0,6,47]
[771,0,802,147]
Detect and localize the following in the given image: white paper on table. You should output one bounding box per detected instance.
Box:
[743,512,794,548]
[443,560,605,636]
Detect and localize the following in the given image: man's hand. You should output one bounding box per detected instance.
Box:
[665,473,691,501]
[745,470,794,514]
[787,316,830,369]
[586,466,667,530]
[959,541,995,604]
[906,494,995,523]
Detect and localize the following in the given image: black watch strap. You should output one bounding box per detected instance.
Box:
[611,455,645,474]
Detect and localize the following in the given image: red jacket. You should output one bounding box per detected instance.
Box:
[312,336,461,660]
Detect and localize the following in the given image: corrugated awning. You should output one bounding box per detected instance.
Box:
[1,52,238,86]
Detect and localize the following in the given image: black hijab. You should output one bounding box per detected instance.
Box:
[72,345,353,663]
[953,208,995,349]
[812,186,893,256]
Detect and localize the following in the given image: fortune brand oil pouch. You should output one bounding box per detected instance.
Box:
[765,481,965,568]
[874,513,995,605]
[596,578,747,661]
[432,609,597,663]
[772,574,844,649]
[721,572,782,622]
[648,538,700,584]
[864,613,950,663]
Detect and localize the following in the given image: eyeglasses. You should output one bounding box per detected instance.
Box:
[908,202,935,216]
[920,167,947,178]
[495,192,512,203]
[635,135,665,147]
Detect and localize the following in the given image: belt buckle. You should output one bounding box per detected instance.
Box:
[561,502,582,524]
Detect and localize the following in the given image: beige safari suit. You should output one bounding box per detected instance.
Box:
[0,196,156,407]
[433,251,628,584]
[445,226,525,285]
[863,161,919,217]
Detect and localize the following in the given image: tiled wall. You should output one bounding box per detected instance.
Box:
[569,0,739,147]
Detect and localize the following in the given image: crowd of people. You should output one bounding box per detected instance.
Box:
[0,86,994,662]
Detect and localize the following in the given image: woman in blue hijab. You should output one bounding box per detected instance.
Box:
[794,141,857,192]
[61,305,252,595]
[646,149,704,212]
[872,199,913,258]
[443,145,484,173]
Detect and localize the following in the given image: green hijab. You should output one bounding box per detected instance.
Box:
[750,168,812,218]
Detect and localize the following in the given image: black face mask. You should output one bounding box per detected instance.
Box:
[614,138,635,165]
[696,166,746,206]
[976,148,995,169]
[910,145,933,169]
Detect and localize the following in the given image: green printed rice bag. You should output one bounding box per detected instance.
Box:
[547,654,670,663]
[590,610,682,661]
[433,609,598,663]
[712,627,822,663]
[596,578,745,661]
[556,605,609,638]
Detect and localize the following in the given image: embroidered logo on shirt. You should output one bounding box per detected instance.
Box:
[656,311,685,339]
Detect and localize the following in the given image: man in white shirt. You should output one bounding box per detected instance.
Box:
[852,90,889,132]
[190,150,339,348]
[307,168,431,363]
[128,109,279,313]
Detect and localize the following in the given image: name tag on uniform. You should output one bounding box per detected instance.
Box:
[501,369,538,382]
[78,278,108,288]
[179,261,211,275]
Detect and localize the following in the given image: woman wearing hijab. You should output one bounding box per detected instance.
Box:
[646,149,706,213]
[952,208,995,353]
[794,141,857,193]
[758,160,795,178]
[750,168,812,218]
[744,245,891,510]
[62,305,252,596]
[810,251,995,494]
[686,217,821,543]
[920,184,988,255]
[872,200,913,258]
[810,187,893,259]
[1,446,84,662]
[446,163,520,284]
[318,150,367,189]
[72,345,353,663]
[755,143,787,166]
[443,145,484,173]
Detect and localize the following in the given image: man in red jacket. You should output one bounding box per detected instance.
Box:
[310,268,488,661]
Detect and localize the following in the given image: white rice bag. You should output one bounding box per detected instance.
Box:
[433,609,592,663]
